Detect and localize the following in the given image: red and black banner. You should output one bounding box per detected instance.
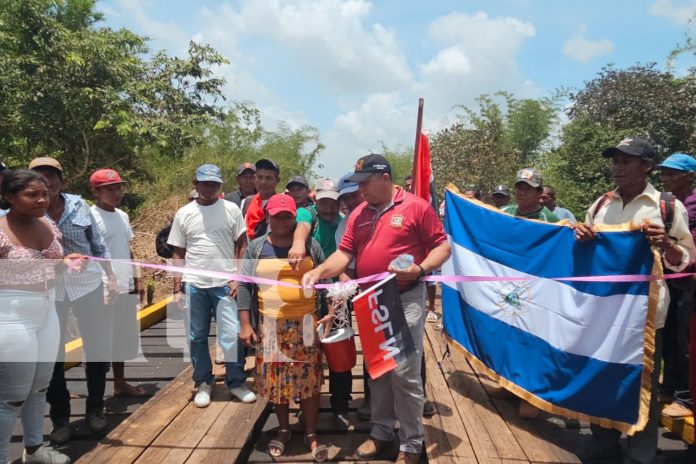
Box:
[352,274,415,379]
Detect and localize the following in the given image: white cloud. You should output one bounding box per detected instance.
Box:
[416,11,538,114]
[562,26,614,63]
[319,10,541,178]
[420,47,472,77]
[199,0,412,94]
[115,0,190,52]
[649,0,696,25]
[105,3,542,180]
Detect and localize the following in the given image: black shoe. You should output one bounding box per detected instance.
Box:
[423,399,435,418]
[333,412,350,431]
[357,398,371,421]
[49,423,72,445]
[87,411,108,435]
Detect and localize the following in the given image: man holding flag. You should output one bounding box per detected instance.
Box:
[302,154,450,464]
[574,137,696,464]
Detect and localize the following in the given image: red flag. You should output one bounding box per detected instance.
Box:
[352,274,415,379]
[413,132,432,203]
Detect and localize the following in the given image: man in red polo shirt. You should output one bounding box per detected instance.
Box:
[302,154,451,464]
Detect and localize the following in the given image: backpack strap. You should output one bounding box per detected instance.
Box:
[590,191,614,221]
[308,207,319,234]
[660,191,676,235]
[241,194,256,217]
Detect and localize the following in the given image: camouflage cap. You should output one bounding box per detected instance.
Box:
[514,168,542,188]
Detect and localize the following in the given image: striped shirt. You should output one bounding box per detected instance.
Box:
[54,193,110,301]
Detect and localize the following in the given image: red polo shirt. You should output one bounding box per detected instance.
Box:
[339,186,447,290]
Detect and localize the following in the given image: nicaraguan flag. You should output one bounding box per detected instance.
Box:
[441,189,659,433]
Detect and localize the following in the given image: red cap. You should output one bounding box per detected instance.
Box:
[266,193,297,217]
[89,169,124,188]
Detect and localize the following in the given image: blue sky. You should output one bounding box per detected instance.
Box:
[99,0,696,179]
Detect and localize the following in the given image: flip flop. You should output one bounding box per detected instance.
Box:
[114,384,147,397]
[268,429,291,457]
[305,433,328,462]
[663,402,693,418]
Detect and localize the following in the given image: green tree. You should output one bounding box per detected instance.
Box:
[542,115,624,217]
[383,145,413,187]
[431,93,556,198]
[544,64,696,216]
[0,0,227,191]
[568,64,696,154]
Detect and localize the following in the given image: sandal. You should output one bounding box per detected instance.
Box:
[304,433,329,462]
[267,429,291,457]
[113,383,147,397]
[426,311,439,323]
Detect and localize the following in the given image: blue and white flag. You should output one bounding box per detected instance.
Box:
[441,189,659,433]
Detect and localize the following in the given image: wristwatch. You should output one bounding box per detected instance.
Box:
[417,264,426,279]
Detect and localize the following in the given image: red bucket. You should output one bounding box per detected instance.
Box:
[321,327,356,373]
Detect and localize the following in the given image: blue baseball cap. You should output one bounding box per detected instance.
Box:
[658,153,696,172]
[195,164,223,183]
[337,172,359,198]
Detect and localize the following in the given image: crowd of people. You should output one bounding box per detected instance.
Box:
[0,135,695,464]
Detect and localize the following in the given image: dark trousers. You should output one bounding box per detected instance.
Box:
[661,280,692,395]
[47,286,110,425]
[589,330,663,464]
[329,371,352,414]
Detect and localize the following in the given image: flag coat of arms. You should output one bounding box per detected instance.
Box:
[353,274,416,380]
[441,190,660,433]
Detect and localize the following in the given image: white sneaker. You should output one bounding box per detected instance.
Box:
[22,443,71,463]
[194,383,212,408]
[229,385,257,403]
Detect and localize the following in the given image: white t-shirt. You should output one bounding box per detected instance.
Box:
[167,199,246,288]
[90,205,134,293]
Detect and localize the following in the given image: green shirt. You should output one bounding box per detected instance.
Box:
[501,205,560,222]
[296,206,343,256]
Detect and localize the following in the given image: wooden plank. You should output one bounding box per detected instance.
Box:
[422,326,477,463]
[186,397,269,463]
[134,384,232,463]
[247,431,395,462]
[76,366,194,464]
[427,325,527,463]
[468,362,581,464]
[662,413,695,445]
[63,296,171,369]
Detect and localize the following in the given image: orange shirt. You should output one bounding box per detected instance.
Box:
[257,257,315,319]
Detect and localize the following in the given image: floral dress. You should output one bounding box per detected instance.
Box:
[254,241,323,404]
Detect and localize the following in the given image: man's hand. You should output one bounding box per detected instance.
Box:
[63,253,86,272]
[301,269,321,288]
[288,240,307,270]
[643,223,669,248]
[105,274,118,305]
[227,281,238,298]
[571,223,596,241]
[240,322,256,346]
[388,263,422,281]
[173,289,185,308]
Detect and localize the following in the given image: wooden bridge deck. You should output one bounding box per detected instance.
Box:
[9,296,692,463]
[75,308,595,463]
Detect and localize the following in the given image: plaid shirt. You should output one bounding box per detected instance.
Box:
[55,193,110,302]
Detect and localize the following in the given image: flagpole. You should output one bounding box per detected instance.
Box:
[411,98,424,185]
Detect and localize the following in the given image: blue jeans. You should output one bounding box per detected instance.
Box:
[184,284,246,389]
